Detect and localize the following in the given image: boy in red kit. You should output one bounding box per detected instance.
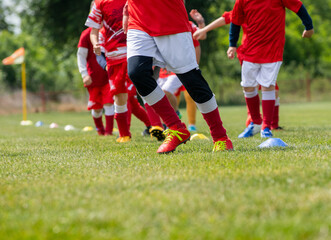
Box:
[77,27,114,136]
[123,0,233,153]
[194,11,283,136]
[86,0,131,143]
[227,0,313,138]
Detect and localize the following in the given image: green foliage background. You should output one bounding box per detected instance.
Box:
[0,0,330,104]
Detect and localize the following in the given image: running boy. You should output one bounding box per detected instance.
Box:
[123,0,233,153]
[77,27,114,136]
[227,0,313,138]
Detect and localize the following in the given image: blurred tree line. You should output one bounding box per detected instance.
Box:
[0,0,330,104]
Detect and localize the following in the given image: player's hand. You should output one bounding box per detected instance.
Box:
[227,47,237,59]
[93,43,101,56]
[190,9,204,25]
[193,29,206,40]
[123,15,129,34]
[302,29,314,38]
[83,75,92,86]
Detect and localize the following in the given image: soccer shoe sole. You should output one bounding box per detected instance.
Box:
[150,129,165,141]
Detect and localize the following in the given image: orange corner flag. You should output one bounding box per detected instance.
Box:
[2,47,25,65]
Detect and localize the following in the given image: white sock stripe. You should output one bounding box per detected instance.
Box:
[244,88,258,98]
[91,109,103,118]
[114,104,128,114]
[104,105,115,116]
[275,97,280,106]
[142,86,165,106]
[196,95,218,114]
[262,90,276,101]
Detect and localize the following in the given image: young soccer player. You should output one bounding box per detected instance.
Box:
[227,0,313,138]
[86,0,131,143]
[123,0,233,153]
[77,27,114,136]
[194,11,283,137]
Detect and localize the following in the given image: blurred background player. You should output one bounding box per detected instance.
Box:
[227,0,314,138]
[123,0,233,153]
[193,10,283,137]
[86,0,131,143]
[77,26,114,136]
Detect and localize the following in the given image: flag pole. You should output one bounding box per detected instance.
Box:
[21,61,27,121]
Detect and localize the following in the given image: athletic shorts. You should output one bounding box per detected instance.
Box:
[107,61,129,96]
[87,84,113,110]
[157,75,183,95]
[241,61,282,88]
[127,29,198,74]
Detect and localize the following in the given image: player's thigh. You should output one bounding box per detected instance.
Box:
[257,61,282,87]
[161,75,183,95]
[154,32,198,74]
[241,61,260,88]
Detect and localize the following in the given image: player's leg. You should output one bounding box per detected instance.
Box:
[238,61,262,138]
[87,86,105,135]
[156,32,232,151]
[258,61,282,138]
[108,62,131,142]
[184,90,197,131]
[271,84,281,130]
[101,83,114,135]
[127,30,189,153]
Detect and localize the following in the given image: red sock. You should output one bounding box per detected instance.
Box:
[262,100,275,129]
[246,105,252,127]
[271,105,279,129]
[202,108,227,142]
[150,96,183,128]
[145,103,163,128]
[245,95,262,125]
[129,96,151,127]
[93,117,105,135]
[105,115,114,135]
[115,112,131,137]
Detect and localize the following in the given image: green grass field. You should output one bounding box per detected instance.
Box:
[0,102,330,240]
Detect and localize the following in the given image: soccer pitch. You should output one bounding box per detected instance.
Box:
[0,102,330,239]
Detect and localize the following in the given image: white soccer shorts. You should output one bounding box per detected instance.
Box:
[127,29,198,74]
[241,61,282,88]
[157,75,183,95]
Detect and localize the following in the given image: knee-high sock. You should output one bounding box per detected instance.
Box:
[262,90,276,130]
[128,56,183,129]
[177,69,227,141]
[144,103,163,128]
[184,90,196,126]
[115,104,131,137]
[196,96,227,142]
[104,105,114,135]
[129,94,151,127]
[244,89,262,125]
[91,109,104,135]
[271,97,280,129]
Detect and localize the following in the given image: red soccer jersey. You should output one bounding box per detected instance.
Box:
[77,28,109,87]
[231,0,302,63]
[189,21,200,48]
[86,0,127,66]
[127,0,191,36]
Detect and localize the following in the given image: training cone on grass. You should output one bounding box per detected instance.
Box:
[64,125,75,131]
[82,126,94,132]
[35,121,44,127]
[190,133,210,141]
[20,120,33,126]
[259,138,288,148]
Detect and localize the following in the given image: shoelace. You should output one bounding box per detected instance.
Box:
[213,140,227,151]
[163,129,186,144]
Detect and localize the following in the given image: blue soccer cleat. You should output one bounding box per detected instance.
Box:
[261,127,273,138]
[188,125,197,132]
[238,122,261,138]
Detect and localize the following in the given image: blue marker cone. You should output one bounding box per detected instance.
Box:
[259,138,288,148]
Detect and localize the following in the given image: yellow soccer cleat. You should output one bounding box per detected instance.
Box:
[149,126,165,141]
[116,136,131,143]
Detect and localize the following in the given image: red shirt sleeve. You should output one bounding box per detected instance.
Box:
[78,29,89,49]
[231,0,245,26]
[85,0,103,29]
[222,11,233,25]
[282,0,302,13]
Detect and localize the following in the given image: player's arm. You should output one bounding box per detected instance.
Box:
[193,17,227,40]
[227,23,241,59]
[123,1,129,34]
[96,53,108,71]
[90,28,101,56]
[77,47,92,86]
[190,9,207,40]
[296,4,314,38]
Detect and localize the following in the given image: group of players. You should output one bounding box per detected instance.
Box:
[77,0,314,154]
